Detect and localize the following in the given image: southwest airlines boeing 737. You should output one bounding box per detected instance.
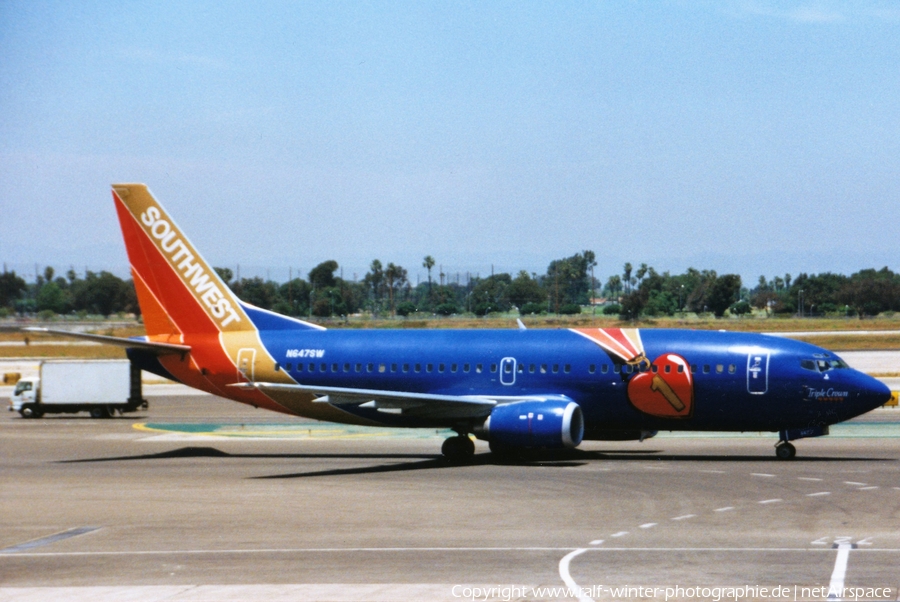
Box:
[28,184,892,461]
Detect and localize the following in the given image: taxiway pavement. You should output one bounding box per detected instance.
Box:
[1,394,899,601]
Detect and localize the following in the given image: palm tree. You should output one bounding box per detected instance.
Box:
[423,255,435,307]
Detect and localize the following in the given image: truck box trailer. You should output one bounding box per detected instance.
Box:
[8,360,146,418]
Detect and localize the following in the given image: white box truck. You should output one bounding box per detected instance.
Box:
[9,360,146,419]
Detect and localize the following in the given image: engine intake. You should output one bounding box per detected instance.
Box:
[475,400,584,449]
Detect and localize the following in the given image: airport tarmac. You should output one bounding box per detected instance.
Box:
[1,392,899,601]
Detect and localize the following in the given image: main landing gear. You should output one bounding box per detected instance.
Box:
[441,434,475,462]
[775,440,796,460]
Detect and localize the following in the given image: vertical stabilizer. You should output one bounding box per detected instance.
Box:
[112,184,252,337]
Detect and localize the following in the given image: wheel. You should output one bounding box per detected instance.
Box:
[441,435,475,462]
[775,441,796,460]
[89,406,115,419]
[19,404,42,419]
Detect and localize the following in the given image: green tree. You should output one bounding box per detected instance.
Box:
[384,263,408,315]
[471,273,512,316]
[706,274,742,317]
[0,270,27,309]
[309,260,339,289]
[507,271,545,308]
[423,255,435,308]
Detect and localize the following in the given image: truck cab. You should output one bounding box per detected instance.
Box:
[10,377,41,417]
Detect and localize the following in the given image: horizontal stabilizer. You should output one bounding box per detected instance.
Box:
[22,327,190,356]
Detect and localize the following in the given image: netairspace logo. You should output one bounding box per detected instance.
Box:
[450,584,895,601]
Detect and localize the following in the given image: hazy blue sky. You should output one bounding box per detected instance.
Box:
[2,1,898,286]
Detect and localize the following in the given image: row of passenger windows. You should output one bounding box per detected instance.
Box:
[275,361,739,376]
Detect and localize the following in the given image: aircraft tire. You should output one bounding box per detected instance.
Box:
[442,435,475,462]
[775,441,796,460]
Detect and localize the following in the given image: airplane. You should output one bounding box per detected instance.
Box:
[27,184,892,461]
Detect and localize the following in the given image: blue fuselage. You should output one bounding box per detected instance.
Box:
[241,328,889,436]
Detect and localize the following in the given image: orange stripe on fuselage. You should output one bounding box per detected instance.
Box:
[112,190,289,414]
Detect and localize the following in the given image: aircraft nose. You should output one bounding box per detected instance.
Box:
[857,374,892,411]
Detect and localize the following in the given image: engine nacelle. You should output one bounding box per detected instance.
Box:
[474,400,584,449]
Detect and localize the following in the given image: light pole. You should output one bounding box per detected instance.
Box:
[798,289,804,318]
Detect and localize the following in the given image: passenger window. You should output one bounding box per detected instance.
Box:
[426,364,433,372]
[391,363,397,372]
[651,365,658,373]
[285,363,292,371]
[378,364,386,373]
[320,363,327,372]
[728,364,736,374]
[677,365,684,373]
[503,363,511,373]
[415,364,421,373]
[366,363,373,373]
[354,363,361,372]
[451,364,457,372]
[332,363,338,372]
[589,364,596,374]
[343,363,350,372]
[540,364,547,374]
[403,364,409,373]
[690,364,697,373]
[439,363,445,373]
[564,364,571,374]
[517,364,524,373]
[716,364,724,374]
[613,365,621,374]
[310,363,316,372]
[476,364,483,373]
[664,365,671,373]
[491,364,498,373]
[703,365,710,374]
[601,364,609,374]
[463,364,470,373]
[529,364,535,373]
[297,363,304,372]
[275,362,281,372]
[623,365,633,374]
[552,364,559,373]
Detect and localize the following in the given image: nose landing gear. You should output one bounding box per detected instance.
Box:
[775,440,796,460]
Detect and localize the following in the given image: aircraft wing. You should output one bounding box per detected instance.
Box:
[232,381,573,420]
[22,327,190,356]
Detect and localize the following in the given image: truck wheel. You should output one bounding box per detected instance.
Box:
[20,404,43,419]
[89,407,107,419]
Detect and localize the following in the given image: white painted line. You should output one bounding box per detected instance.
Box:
[758,499,782,504]
[858,486,879,490]
[798,477,823,482]
[9,546,900,559]
[827,543,852,599]
[844,481,867,486]
[714,507,734,512]
[639,523,657,529]
[672,514,696,521]
[700,470,726,474]
[610,531,629,538]
[589,540,604,546]
[559,548,595,602]
[751,473,776,477]
[807,492,831,497]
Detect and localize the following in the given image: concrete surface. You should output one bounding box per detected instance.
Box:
[1,393,899,601]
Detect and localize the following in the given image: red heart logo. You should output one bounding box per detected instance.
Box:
[627,354,694,418]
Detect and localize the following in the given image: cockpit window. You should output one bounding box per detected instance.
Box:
[802,358,849,372]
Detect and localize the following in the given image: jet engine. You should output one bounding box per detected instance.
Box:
[474,400,584,449]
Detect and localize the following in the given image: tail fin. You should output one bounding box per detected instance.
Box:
[112,184,321,338]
